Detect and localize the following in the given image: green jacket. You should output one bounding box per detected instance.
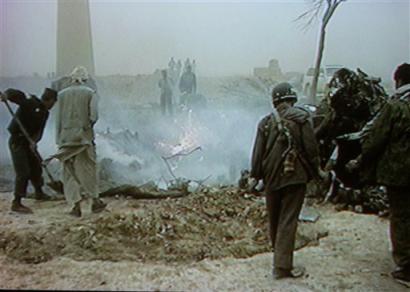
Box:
[361,84,410,187]
[251,103,320,192]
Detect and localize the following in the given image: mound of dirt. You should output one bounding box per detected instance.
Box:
[0,187,328,264]
[0,177,13,192]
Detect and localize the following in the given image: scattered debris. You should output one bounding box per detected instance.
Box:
[0,177,13,192]
[299,206,321,223]
[329,185,388,215]
[99,184,189,200]
[0,187,328,264]
[161,146,202,180]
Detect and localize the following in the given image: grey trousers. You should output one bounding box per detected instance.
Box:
[387,186,410,269]
[265,184,306,270]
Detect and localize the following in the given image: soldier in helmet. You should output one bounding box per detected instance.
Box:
[250,82,321,279]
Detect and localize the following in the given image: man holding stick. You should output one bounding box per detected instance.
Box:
[1,88,57,213]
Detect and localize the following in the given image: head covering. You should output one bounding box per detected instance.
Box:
[70,66,89,84]
[271,82,297,105]
[394,63,410,84]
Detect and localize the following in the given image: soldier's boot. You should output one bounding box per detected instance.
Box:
[11,199,33,214]
[273,267,305,280]
[392,266,410,287]
[91,198,107,213]
[69,202,81,217]
[34,190,52,201]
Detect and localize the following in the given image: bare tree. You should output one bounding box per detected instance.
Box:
[297,0,347,104]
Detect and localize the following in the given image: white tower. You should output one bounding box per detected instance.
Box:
[56,0,95,77]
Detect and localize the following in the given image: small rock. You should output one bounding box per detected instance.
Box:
[354,205,363,213]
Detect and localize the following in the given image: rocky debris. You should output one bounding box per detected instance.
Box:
[238,169,251,189]
[329,185,388,216]
[0,187,328,264]
[0,177,13,192]
[99,184,189,200]
[0,165,14,192]
[299,206,321,223]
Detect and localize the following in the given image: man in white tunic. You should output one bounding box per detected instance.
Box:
[54,66,106,217]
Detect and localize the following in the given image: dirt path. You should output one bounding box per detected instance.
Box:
[0,191,406,291]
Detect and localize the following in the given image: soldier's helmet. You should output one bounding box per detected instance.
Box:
[272,82,297,105]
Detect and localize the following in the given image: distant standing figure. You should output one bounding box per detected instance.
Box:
[179,65,197,95]
[176,60,182,80]
[52,66,106,217]
[158,70,173,116]
[168,57,176,72]
[192,59,196,73]
[184,58,191,72]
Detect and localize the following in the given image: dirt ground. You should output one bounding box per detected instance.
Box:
[0,190,407,291]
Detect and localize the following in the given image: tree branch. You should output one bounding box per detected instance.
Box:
[297,0,347,103]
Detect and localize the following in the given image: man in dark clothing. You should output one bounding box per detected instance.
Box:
[349,63,410,285]
[179,65,197,95]
[250,82,320,279]
[179,65,197,109]
[1,88,57,213]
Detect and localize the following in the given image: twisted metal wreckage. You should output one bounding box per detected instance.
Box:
[310,68,389,214]
[237,68,390,215]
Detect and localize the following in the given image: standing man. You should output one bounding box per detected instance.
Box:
[158,70,173,116]
[192,59,196,74]
[52,66,106,217]
[349,63,410,285]
[1,88,57,213]
[250,82,320,279]
[176,60,182,80]
[184,58,191,72]
[179,65,197,108]
[179,65,196,95]
[168,57,176,72]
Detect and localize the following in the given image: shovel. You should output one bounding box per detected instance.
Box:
[1,95,64,194]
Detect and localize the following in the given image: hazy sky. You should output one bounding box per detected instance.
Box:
[0,0,409,79]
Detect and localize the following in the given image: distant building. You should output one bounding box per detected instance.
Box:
[253,59,284,81]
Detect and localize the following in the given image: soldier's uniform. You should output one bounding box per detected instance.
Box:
[360,82,410,280]
[251,83,320,279]
[5,88,56,212]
